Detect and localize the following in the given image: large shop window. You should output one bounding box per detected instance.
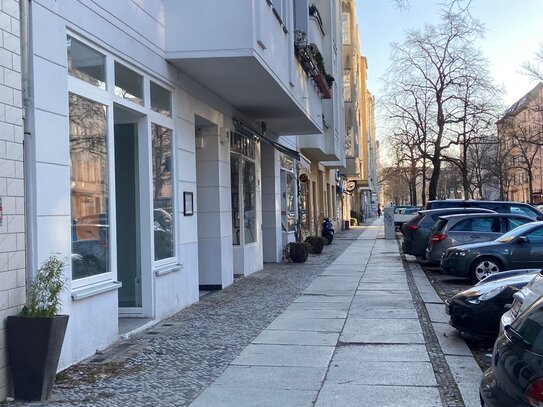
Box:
[280,154,296,232]
[67,36,106,89]
[231,132,256,246]
[69,93,110,280]
[152,124,175,261]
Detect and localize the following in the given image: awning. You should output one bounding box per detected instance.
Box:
[233,117,300,161]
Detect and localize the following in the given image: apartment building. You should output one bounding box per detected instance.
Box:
[497,82,543,203]
[341,0,379,222]
[0,0,348,393]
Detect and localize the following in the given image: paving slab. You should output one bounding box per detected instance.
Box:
[266,315,345,332]
[190,386,318,407]
[425,302,449,323]
[294,295,352,303]
[231,344,335,367]
[420,289,444,303]
[445,355,484,407]
[326,360,437,386]
[349,297,415,308]
[432,322,473,356]
[358,283,409,290]
[341,319,425,344]
[320,269,364,276]
[332,344,430,362]
[211,365,327,390]
[287,301,351,310]
[326,263,365,270]
[280,308,348,319]
[314,384,441,407]
[348,306,419,319]
[252,329,340,346]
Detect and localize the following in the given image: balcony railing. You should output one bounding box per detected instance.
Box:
[294,30,332,99]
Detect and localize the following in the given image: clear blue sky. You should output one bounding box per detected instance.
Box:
[356,0,543,109]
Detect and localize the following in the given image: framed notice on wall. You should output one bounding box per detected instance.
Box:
[183,192,193,216]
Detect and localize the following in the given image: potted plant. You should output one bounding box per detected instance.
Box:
[7,255,69,401]
[283,242,310,263]
[304,236,324,254]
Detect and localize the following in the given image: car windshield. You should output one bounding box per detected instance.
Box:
[496,223,536,243]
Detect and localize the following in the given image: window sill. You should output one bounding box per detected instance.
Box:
[72,281,122,301]
[155,263,183,277]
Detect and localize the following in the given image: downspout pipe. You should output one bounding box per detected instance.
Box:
[20,0,37,282]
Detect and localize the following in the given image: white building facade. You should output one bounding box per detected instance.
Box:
[0,0,24,400]
[5,0,343,380]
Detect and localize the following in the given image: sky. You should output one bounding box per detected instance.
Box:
[356,0,543,113]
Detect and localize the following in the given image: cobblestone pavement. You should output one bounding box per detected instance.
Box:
[11,227,367,407]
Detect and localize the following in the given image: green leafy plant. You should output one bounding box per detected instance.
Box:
[20,255,67,317]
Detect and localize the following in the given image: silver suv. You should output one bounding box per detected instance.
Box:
[425,213,533,265]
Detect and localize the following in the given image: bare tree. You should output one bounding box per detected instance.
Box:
[522,44,543,82]
[383,6,491,201]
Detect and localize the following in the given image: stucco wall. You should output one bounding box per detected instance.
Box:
[0,0,24,400]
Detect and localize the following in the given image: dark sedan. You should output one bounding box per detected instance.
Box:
[445,270,539,340]
[401,207,495,257]
[480,296,543,406]
[441,221,543,283]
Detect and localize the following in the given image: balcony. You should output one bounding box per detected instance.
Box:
[294,31,333,100]
[163,0,322,135]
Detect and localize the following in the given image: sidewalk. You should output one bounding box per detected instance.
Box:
[189,219,482,407]
[20,219,482,407]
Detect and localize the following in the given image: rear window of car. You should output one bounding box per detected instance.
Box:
[512,304,543,354]
[405,214,424,225]
[433,219,447,233]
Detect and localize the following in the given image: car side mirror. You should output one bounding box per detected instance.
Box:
[517,236,529,244]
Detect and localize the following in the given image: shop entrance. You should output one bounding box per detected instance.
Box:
[113,105,147,316]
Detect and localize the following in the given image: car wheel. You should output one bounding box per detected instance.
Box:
[469,257,503,283]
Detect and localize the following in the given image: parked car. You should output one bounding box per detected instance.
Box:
[394,206,421,230]
[425,213,533,265]
[445,269,539,340]
[501,268,543,332]
[441,221,543,283]
[480,295,543,406]
[401,208,495,257]
[425,199,543,220]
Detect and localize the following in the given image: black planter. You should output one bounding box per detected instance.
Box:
[7,315,69,401]
[287,242,309,263]
[305,236,324,254]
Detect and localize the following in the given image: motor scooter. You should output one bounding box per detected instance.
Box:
[322,218,334,244]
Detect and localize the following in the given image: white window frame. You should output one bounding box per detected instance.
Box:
[67,32,177,292]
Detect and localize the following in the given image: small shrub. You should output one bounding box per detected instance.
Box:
[20,255,66,317]
[305,236,324,254]
[350,218,358,226]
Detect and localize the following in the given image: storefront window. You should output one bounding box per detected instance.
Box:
[243,160,256,243]
[69,93,109,279]
[67,36,106,89]
[115,62,144,105]
[280,154,296,232]
[151,124,174,261]
[230,131,256,246]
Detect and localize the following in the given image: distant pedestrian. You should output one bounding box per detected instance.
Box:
[377,205,381,217]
